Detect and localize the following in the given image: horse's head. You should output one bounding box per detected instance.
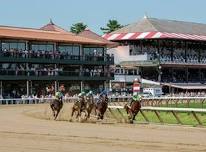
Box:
[101,94,108,103]
[85,95,93,103]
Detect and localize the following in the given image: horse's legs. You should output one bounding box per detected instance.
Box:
[76,109,80,119]
[100,114,104,120]
[132,114,136,121]
[97,111,101,120]
[87,109,91,118]
[54,109,60,120]
[71,109,74,117]
[50,105,56,118]
[87,106,92,119]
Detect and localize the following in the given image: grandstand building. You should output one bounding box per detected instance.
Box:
[0,20,114,98]
[104,16,206,94]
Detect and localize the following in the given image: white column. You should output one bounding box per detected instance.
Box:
[55,81,58,92]
[80,81,83,92]
[104,81,108,90]
[30,81,32,95]
[109,80,112,91]
[0,81,2,96]
[53,42,57,59]
[26,80,29,97]
[79,44,83,56]
[0,81,2,104]
[25,41,29,50]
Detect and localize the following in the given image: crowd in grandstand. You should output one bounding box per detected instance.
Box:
[0,48,113,61]
[168,91,206,97]
[129,44,206,64]
[0,67,108,77]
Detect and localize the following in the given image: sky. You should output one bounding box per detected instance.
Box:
[0,0,205,34]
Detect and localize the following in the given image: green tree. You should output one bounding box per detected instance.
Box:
[101,19,123,34]
[70,22,87,34]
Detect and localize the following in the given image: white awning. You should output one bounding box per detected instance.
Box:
[141,79,161,85]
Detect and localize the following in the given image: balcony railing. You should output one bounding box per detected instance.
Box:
[0,69,114,81]
[0,51,114,65]
[160,55,206,65]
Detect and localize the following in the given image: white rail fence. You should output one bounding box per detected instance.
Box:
[1,96,206,105]
[108,106,206,126]
[1,97,206,126]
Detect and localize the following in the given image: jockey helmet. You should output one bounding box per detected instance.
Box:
[78,91,86,97]
[55,92,62,99]
[86,91,93,96]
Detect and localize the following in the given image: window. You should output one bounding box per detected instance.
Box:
[1,41,26,50]
[18,43,26,50]
[58,45,80,56]
[83,47,104,56]
[2,43,9,50]
[31,44,54,51]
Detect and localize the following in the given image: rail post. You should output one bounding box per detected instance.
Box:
[154,110,163,123]
[191,111,202,126]
[171,111,182,124]
[140,109,149,122]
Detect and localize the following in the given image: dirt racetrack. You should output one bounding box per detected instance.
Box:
[0,104,206,152]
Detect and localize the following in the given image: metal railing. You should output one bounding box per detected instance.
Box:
[1,96,206,105]
[0,69,111,78]
[0,51,114,63]
[141,97,206,108]
[0,96,131,105]
[108,105,206,126]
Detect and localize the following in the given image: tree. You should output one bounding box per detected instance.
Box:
[100,19,123,34]
[70,22,87,34]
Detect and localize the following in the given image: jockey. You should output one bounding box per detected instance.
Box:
[86,90,94,102]
[97,90,108,103]
[128,93,142,107]
[77,91,86,101]
[99,90,108,97]
[55,84,65,101]
[77,91,86,110]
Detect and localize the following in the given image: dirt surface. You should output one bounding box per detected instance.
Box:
[0,104,206,152]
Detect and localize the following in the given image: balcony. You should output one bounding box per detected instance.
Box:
[113,74,140,82]
[160,55,206,66]
[0,69,114,81]
[0,51,114,65]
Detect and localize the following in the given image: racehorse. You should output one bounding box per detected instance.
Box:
[50,99,63,120]
[124,101,141,123]
[94,94,108,120]
[49,84,65,120]
[85,95,95,119]
[71,96,87,119]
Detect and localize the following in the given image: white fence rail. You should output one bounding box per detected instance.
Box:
[108,105,206,126]
[1,96,206,105]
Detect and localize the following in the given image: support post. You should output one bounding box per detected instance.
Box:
[140,110,149,122]
[0,81,2,96]
[104,81,108,91]
[55,81,58,93]
[109,80,112,91]
[171,111,182,124]
[191,111,202,125]
[30,81,32,96]
[0,81,2,104]
[108,108,119,121]
[80,81,83,92]
[154,110,163,123]
[26,80,29,97]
